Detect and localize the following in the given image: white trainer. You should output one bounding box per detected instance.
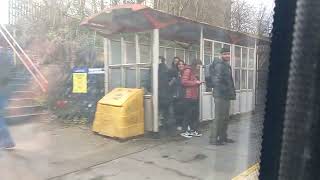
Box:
[180,132,192,138]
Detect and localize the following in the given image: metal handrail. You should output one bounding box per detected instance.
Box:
[0,24,48,84]
[0,26,47,92]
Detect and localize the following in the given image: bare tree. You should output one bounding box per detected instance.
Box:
[230,0,254,33]
[154,0,229,27]
[230,0,273,37]
[254,4,273,36]
[176,0,191,16]
[92,0,98,13]
[79,0,87,17]
[100,0,105,10]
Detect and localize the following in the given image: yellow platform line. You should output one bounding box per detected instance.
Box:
[232,163,260,180]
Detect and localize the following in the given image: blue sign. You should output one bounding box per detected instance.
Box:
[72,67,88,73]
[88,68,105,74]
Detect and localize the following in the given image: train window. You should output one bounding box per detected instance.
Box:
[0,0,275,179]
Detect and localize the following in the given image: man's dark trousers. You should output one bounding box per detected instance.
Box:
[210,97,231,142]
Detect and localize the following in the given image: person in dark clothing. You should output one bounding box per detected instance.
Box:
[208,47,236,145]
[168,57,184,130]
[180,59,203,138]
[169,59,185,131]
[169,57,181,79]
[158,56,171,127]
[0,50,15,150]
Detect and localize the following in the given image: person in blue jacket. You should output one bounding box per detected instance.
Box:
[0,48,15,150]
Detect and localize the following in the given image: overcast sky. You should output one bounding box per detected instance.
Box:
[0,0,9,24]
[248,0,275,11]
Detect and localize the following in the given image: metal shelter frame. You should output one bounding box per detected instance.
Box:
[81,4,269,132]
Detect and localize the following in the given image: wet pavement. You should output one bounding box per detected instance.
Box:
[0,113,262,180]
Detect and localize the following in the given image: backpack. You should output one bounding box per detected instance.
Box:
[205,62,215,88]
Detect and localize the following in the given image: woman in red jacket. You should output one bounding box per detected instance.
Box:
[180,59,203,138]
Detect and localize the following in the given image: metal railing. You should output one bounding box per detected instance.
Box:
[0,24,48,92]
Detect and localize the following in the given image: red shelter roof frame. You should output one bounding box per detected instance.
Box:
[81,4,269,47]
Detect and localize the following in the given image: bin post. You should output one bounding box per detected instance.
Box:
[152,29,159,132]
[253,39,258,111]
[199,25,204,121]
[104,38,110,94]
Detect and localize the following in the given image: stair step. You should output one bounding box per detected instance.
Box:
[9,72,30,78]
[11,91,36,98]
[8,79,42,90]
[9,77,31,83]
[10,77,29,80]
[5,111,48,118]
[8,83,29,87]
[5,105,46,117]
[9,97,36,101]
[5,112,49,125]
[12,91,34,93]
[8,83,35,91]
[8,98,38,107]
[5,105,43,109]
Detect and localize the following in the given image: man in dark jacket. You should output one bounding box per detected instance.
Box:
[209,47,236,145]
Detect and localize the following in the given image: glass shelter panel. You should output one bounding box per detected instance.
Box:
[234,46,241,67]
[166,48,175,66]
[176,49,185,61]
[140,68,152,94]
[125,67,136,88]
[111,40,121,65]
[235,69,241,90]
[214,42,222,57]
[248,70,254,89]
[241,69,247,89]
[242,47,248,68]
[110,68,122,90]
[249,49,255,68]
[126,42,136,64]
[140,44,151,63]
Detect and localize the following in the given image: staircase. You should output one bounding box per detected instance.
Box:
[0,24,49,125]
[4,67,48,125]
